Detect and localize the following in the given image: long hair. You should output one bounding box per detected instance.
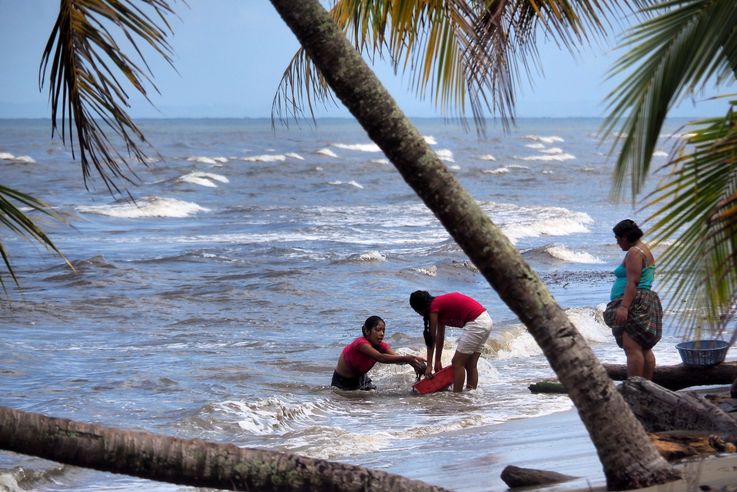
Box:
[409,290,434,347]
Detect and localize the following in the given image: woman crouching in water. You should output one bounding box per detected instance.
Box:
[409,291,492,392]
[331,315,426,391]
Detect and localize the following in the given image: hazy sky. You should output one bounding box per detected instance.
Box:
[0,1,727,119]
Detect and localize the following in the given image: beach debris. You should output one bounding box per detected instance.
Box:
[618,377,737,440]
[500,465,576,488]
[528,379,567,394]
[649,431,737,461]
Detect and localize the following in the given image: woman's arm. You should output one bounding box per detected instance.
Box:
[433,313,445,372]
[356,343,424,365]
[615,250,644,324]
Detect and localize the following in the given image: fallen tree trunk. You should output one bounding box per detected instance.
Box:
[530,362,737,394]
[500,465,576,488]
[618,378,737,440]
[603,361,737,391]
[0,406,447,492]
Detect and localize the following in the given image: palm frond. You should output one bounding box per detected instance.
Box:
[603,0,737,201]
[644,100,737,338]
[39,0,177,193]
[0,186,73,291]
[273,0,625,129]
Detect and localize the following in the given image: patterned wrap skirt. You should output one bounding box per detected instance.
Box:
[603,288,663,350]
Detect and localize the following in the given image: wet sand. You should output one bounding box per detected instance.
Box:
[380,394,737,492]
[368,405,605,491]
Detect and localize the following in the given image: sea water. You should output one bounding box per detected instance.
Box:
[1,117,733,491]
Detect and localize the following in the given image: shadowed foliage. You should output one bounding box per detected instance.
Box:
[272,0,622,130]
[604,0,737,337]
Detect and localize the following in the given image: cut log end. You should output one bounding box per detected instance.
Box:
[500,465,576,488]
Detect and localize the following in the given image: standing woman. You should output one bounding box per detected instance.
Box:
[409,291,492,392]
[604,219,663,379]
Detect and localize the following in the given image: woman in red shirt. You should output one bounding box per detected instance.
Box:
[331,315,426,390]
[410,291,493,392]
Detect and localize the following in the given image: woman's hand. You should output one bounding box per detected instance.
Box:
[614,304,629,324]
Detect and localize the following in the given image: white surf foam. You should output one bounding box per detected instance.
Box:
[286,152,304,160]
[517,153,575,161]
[483,167,510,175]
[423,135,437,145]
[414,265,437,277]
[186,156,228,165]
[370,158,390,165]
[484,203,593,244]
[565,307,611,343]
[525,143,545,149]
[316,148,339,158]
[525,135,564,144]
[77,197,209,218]
[241,154,287,162]
[0,152,36,163]
[178,172,229,188]
[329,180,364,189]
[435,148,455,162]
[545,245,604,264]
[357,251,386,262]
[479,154,496,161]
[332,143,381,152]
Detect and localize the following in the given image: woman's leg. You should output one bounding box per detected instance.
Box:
[622,332,645,378]
[643,349,656,380]
[465,352,482,389]
[451,351,470,392]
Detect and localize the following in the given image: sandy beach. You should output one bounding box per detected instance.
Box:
[379,389,737,492]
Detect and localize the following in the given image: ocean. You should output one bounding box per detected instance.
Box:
[1,117,733,491]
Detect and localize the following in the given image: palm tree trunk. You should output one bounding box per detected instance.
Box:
[0,405,447,492]
[268,0,680,489]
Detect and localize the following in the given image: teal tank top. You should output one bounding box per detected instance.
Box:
[610,263,655,300]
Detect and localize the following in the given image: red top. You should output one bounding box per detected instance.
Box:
[342,337,390,374]
[430,292,485,327]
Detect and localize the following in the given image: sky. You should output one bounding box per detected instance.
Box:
[0,0,728,119]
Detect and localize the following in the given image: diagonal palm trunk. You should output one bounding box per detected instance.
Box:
[0,405,448,492]
[268,0,680,489]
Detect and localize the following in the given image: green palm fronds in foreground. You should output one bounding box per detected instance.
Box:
[646,101,737,337]
[0,186,72,289]
[273,0,622,129]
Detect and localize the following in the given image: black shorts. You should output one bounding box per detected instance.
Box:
[331,371,376,390]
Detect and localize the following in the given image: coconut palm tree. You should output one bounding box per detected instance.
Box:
[0,404,447,492]
[603,0,737,338]
[2,0,683,490]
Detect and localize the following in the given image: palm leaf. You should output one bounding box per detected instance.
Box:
[39,0,177,193]
[603,0,737,200]
[273,0,624,129]
[0,186,73,290]
[644,100,737,337]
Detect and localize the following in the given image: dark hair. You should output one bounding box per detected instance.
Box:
[409,290,434,347]
[361,315,385,338]
[612,219,643,242]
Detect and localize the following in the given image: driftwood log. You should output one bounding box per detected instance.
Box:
[618,377,737,439]
[604,361,737,391]
[530,361,737,393]
[500,465,576,488]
